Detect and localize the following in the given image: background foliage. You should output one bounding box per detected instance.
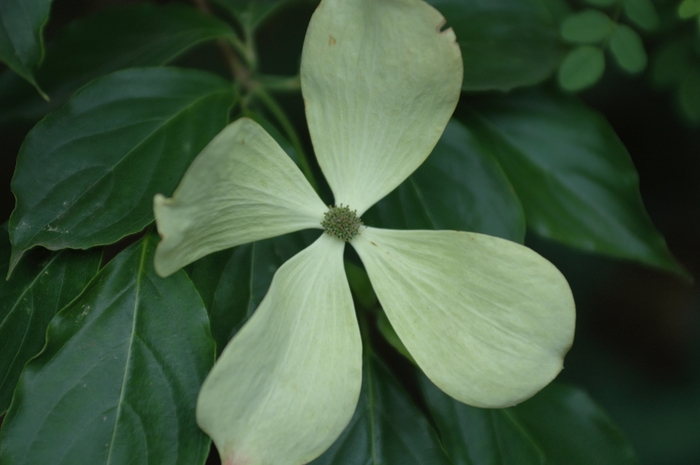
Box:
[0,0,698,464]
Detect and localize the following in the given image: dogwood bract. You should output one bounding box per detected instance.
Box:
[153,0,576,463]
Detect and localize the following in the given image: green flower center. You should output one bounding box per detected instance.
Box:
[322,204,363,241]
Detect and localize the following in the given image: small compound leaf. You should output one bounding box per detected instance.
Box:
[311,353,452,465]
[8,67,236,271]
[651,38,694,87]
[0,233,215,465]
[558,45,605,91]
[365,119,526,243]
[186,230,314,355]
[623,0,659,31]
[428,0,566,91]
[0,0,51,97]
[465,88,687,277]
[609,25,648,74]
[560,9,615,44]
[421,378,639,465]
[0,226,101,414]
[0,3,235,122]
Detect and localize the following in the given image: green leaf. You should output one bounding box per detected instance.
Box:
[609,24,648,74]
[213,0,290,30]
[186,231,313,355]
[464,88,687,277]
[421,378,638,465]
[0,233,215,465]
[0,3,235,122]
[560,10,615,44]
[0,226,101,414]
[623,0,659,31]
[678,0,700,19]
[428,0,565,91]
[311,353,452,465]
[365,119,526,243]
[0,0,50,98]
[678,68,700,122]
[585,0,617,7]
[8,67,236,272]
[651,39,694,87]
[558,45,605,91]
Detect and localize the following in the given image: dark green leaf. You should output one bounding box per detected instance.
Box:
[0,0,50,97]
[365,119,525,243]
[0,3,235,122]
[187,231,313,355]
[651,38,694,87]
[464,88,686,277]
[0,226,101,414]
[428,0,565,91]
[557,45,605,91]
[609,25,647,74]
[311,353,452,465]
[586,0,616,5]
[623,0,659,31]
[421,377,638,465]
[0,233,215,465]
[560,10,615,44]
[8,67,236,272]
[213,0,291,30]
[678,67,700,122]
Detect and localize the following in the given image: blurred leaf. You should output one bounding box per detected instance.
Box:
[0,0,50,98]
[678,0,700,19]
[0,233,214,465]
[311,353,452,465]
[428,0,565,91]
[344,260,377,309]
[213,0,291,30]
[610,24,648,74]
[8,67,236,272]
[464,88,687,277]
[376,311,414,363]
[557,45,605,91]
[365,119,526,243]
[186,231,313,355]
[421,378,638,465]
[651,38,694,87]
[0,3,235,122]
[585,0,616,6]
[623,0,659,31]
[0,226,101,414]
[678,67,700,121]
[560,9,615,44]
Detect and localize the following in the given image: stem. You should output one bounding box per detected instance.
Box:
[253,87,319,192]
[258,74,302,92]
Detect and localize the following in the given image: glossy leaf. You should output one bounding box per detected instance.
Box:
[623,0,659,31]
[0,3,235,122]
[311,353,452,465]
[560,10,614,44]
[187,230,313,355]
[609,25,647,74]
[0,226,101,413]
[558,45,605,91]
[421,377,638,465]
[0,233,215,465]
[365,119,526,243]
[465,89,686,277]
[428,0,565,91]
[8,67,236,272]
[0,0,50,97]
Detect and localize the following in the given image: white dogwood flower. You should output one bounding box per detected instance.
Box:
[152,0,575,463]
